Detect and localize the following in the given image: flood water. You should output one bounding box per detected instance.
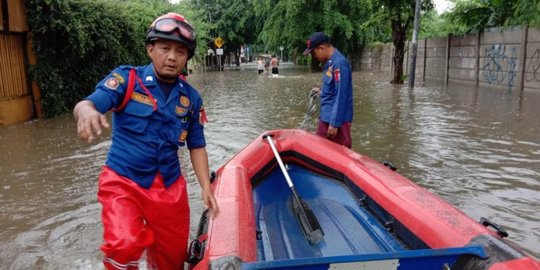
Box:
[1,64,539,269]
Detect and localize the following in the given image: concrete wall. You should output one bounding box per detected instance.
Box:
[357,45,393,74]
[358,26,540,93]
[524,27,540,92]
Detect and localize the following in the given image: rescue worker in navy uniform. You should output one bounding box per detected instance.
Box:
[303,32,353,148]
[73,12,219,270]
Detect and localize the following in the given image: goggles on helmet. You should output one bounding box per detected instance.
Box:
[152,18,196,42]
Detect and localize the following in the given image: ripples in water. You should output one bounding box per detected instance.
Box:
[1,66,539,268]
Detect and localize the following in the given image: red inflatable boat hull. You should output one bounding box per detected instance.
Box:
[190,129,539,270]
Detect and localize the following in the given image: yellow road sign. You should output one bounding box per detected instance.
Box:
[214,37,224,48]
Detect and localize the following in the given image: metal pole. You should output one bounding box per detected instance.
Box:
[408,0,422,88]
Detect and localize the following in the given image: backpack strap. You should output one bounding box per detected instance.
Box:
[115,68,136,111]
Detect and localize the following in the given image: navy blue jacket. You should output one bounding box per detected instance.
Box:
[86,64,206,188]
[319,49,353,127]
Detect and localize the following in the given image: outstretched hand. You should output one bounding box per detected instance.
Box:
[74,100,110,143]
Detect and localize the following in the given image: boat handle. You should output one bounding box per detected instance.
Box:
[187,209,210,264]
[480,217,509,238]
[382,160,397,171]
[187,234,207,264]
[210,171,217,183]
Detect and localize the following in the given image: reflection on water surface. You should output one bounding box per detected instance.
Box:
[1,65,538,269]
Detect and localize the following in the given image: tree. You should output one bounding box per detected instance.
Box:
[442,0,540,35]
[368,0,433,84]
[443,0,513,34]
[190,0,257,66]
[254,0,375,70]
[510,0,540,27]
[26,0,195,116]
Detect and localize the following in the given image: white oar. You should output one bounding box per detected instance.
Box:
[264,134,324,245]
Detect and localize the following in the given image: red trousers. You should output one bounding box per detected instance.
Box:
[98,166,189,270]
[316,121,352,149]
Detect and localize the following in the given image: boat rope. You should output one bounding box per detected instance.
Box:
[299,88,320,130]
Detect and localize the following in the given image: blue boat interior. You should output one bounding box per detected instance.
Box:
[250,163,486,270]
[253,164,407,260]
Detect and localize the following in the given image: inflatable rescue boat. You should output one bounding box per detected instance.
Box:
[188,129,540,270]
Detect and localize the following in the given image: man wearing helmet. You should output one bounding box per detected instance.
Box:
[73,13,219,270]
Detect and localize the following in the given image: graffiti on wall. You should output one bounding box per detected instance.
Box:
[358,28,540,91]
[525,49,540,82]
[481,44,517,90]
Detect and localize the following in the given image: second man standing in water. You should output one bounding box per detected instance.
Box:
[303,32,353,148]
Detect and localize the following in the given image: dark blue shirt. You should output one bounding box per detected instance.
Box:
[86,64,206,189]
[320,49,353,127]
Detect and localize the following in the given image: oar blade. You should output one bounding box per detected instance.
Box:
[264,134,324,245]
[291,194,324,245]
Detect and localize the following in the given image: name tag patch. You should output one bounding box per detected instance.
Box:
[131,92,154,106]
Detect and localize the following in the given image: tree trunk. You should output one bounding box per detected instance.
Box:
[392,44,405,84]
[391,20,406,84]
[235,51,240,67]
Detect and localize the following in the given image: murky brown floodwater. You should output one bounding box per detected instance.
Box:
[1,64,539,269]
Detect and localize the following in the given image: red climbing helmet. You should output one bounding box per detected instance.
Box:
[145,12,197,59]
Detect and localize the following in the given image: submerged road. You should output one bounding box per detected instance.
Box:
[1,65,539,268]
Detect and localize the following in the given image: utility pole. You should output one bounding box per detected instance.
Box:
[408,0,422,88]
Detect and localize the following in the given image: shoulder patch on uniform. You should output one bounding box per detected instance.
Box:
[199,106,208,124]
[112,73,125,84]
[333,68,341,82]
[326,65,333,78]
[105,77,120,90]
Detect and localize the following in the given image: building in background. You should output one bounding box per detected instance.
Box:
[0,0,42,126]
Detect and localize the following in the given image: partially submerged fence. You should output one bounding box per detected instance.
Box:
[357,26,540,93]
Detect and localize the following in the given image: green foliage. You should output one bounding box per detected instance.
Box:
[366,41,386,49]
[253,0,375,60]
[437,0,539,35]
[26,0,197,117]
[367,0,433,83]
[510,0,540,27]
[419,9,468,38]
[296,55,311,66]
[442,0,510,34]
[373,0,434,34]
[190,0,257,63]
[27,0,539,115]
[358,8,392,44]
